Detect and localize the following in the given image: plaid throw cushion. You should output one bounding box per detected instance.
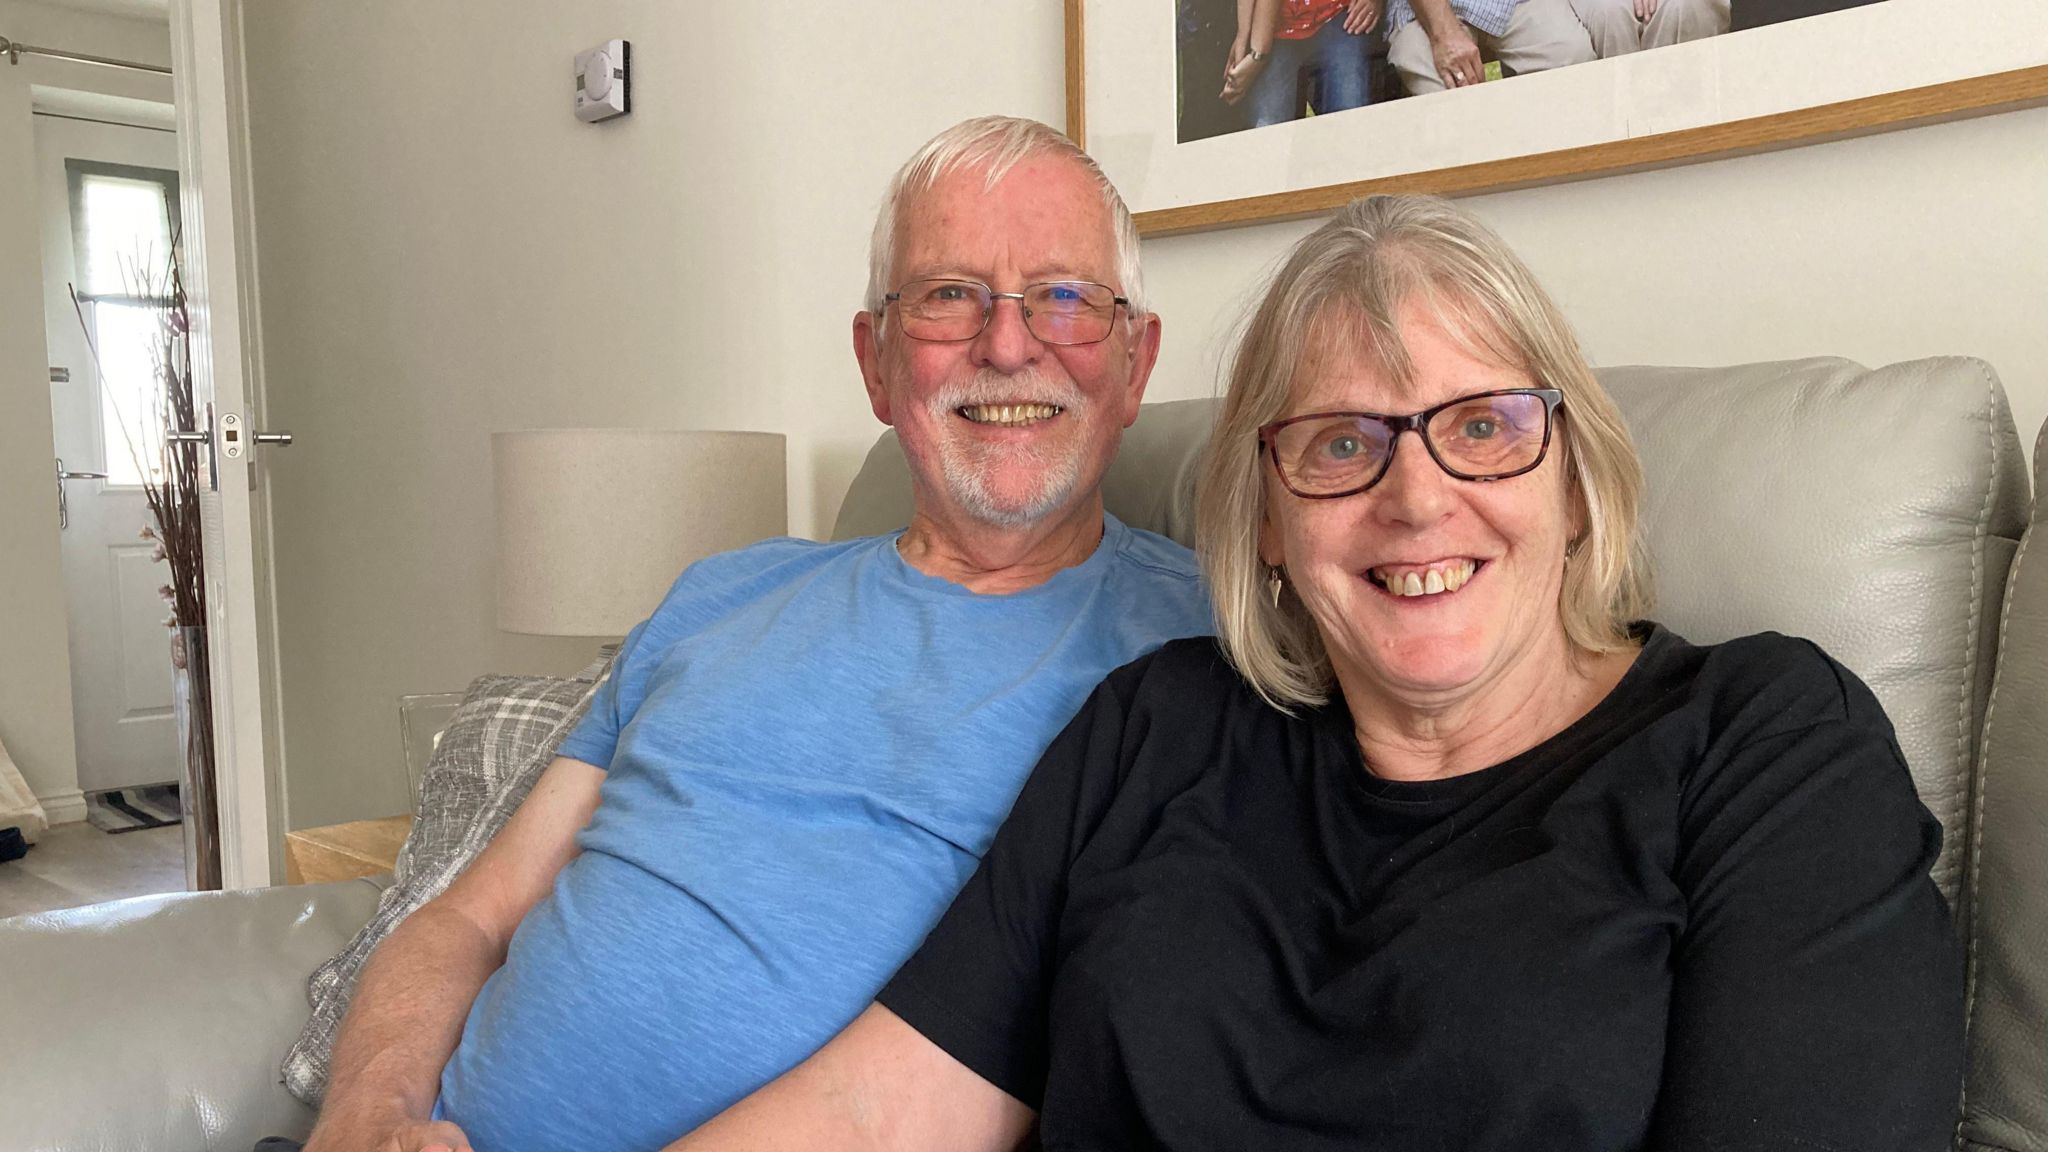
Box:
[281,658,610,1105]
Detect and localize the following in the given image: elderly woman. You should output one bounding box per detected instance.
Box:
[670,196,1963,1151]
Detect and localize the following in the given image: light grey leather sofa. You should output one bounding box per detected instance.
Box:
[1,357,2041,1151]
[0,877,385,1150]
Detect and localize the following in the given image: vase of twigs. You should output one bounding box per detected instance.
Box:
[72,226,221,892]
[171,623,217,889]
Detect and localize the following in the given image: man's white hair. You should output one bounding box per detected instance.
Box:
[863,115,1149,320]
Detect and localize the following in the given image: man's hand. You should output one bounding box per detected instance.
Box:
[1634,0,1659,20]
[1429,22,1484,88]
[306,1118,474,1152]
[1343,0,1382,34]
[387,1120,475,1152]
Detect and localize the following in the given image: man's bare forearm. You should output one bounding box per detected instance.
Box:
[308,901,507,1142]
[1407,0,1464,38]
[666,1006,1031,1152]
[305,757,605,1150]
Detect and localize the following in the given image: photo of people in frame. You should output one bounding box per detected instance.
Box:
[1175,0,1890,142]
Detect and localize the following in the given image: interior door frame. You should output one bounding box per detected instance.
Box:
[167,0,286,887]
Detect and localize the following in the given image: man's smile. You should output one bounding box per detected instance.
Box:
[957,402,1064,427]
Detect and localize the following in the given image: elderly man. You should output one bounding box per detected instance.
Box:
[299,116,1210,1152]
[1385,0,1598,95]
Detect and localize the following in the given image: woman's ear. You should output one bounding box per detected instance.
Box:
[1558,427,1588,544]
[1258,504,1284,569]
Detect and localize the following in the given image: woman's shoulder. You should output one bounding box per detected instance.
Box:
[1103,635,1258,707]
[1641,627,1933,901]
[1008,639,1257,837]
[1070,637,1290,776]
[1638,623,1897,753]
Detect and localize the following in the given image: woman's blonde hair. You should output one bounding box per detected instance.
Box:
[1195,194,1652,711]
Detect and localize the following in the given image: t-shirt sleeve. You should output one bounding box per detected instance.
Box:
[554,539,810,770]
[877,668,1141,1110]
[1649,652,1964,1150]
[552,614,654,770]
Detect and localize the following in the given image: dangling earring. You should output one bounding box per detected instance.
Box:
[1267,564,1285,608]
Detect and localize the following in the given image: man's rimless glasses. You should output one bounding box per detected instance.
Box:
[882,278,1129,346]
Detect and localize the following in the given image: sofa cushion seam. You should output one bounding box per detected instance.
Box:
[1958,359,1998,871]
[1954,357,2025,1143]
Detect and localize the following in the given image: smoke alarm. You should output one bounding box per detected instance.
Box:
[575,39,630,122]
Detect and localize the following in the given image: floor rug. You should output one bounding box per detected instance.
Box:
[84,784,182,834]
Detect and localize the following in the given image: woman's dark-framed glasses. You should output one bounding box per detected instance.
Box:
[1258,388,1564,499]
[883,278,1127,346]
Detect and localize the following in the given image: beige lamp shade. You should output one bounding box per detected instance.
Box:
[493,429,788,637]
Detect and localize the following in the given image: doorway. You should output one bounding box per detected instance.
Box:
[0,18,193,917]
[49,149,186,800]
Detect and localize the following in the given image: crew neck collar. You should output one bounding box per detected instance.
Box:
[884,513,1129,600]
[1334,623,1670,805]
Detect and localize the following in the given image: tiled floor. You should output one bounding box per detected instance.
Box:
[0,822,186,920]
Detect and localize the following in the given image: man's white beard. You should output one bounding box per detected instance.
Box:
[926,367,1089,530]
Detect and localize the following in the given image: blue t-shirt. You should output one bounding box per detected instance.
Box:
[436,515,1212,1151]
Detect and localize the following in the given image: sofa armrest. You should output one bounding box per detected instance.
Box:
[0,879,384,1152]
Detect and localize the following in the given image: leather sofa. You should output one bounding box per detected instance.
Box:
[2,357,2041,1151]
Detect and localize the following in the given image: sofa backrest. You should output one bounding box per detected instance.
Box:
[1602,357,2026,903]
[833,357,2029,905]
[1960,417,2048,1152]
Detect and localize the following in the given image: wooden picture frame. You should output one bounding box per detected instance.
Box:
[1064,0,2048,237]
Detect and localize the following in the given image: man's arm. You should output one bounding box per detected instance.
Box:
[304,755,607,1152]
[1407,0,1485,86]
[666,1004,1033,1152]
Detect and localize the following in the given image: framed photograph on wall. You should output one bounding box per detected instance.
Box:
[1065,0,2048,235]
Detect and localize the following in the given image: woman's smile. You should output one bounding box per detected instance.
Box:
[1366,557,1482,597]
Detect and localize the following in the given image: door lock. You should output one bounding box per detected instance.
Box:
[164,412,294,491]
[215,412,293,460]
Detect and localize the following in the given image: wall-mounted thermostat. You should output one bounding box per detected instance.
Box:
[575,39,630,122]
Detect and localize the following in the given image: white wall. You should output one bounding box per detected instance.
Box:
[241,2,1064,828]
[239,1,2047,829]
[1139,110,2048,450]
[0,0,172,822]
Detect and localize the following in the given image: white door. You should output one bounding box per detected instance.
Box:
[52,345,183,795]
[38,121,186,795]
[172,0,290,887]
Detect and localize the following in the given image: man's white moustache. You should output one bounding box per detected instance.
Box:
[932,369,1084,411]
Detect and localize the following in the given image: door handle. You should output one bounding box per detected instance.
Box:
[162,414,295,493]
[167,410,218,491]
[168,426,293,447]
[54,458,110,530]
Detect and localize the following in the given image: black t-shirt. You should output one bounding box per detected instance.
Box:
[878,625,1964,1151]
